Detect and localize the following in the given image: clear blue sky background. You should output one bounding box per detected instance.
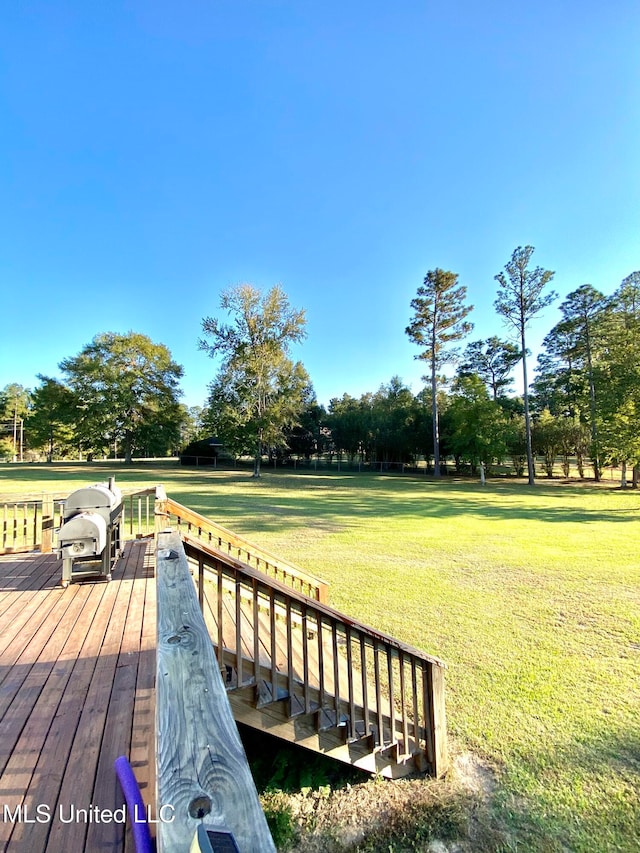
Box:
[1,1,639,409]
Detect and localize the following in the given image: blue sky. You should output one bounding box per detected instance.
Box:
[2,1,639,409]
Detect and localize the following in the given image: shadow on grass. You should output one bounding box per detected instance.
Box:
[1,464,636,531]
[173,475,636,534]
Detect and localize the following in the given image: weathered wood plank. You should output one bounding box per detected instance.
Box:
[124,547,157,853]
[46,542,141,853]
[86,542,148,852]
[0,580,97,850]
[155,532,275,853]
[7,578,117,852]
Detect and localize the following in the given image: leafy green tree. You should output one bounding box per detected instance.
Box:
[457,337,520,400]
[283,400,327,462]
[532,409,561,478]
[27,376,77,461]
[0,383,31,461]
[60,332,184,463]
[368,377,419,466]
[200,284,309,477]
[327,394,366,463]
[504,412,527,477]
[447,375,510,475]
[406,269,474,477]
[555,285,607,479]
[532,320,585,419]
[494,246,557,485]
[598,272,640,486]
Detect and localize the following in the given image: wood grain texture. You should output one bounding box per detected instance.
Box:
[155,532,275,853]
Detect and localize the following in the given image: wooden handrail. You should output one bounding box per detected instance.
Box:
[184,536,448,777]
[156,532,275,852]
[163,496,330,604]
[185,535,444,667]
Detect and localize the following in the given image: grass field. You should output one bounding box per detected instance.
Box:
[1,461,639,851]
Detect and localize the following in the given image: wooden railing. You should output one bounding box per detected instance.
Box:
[156,489,330,604]
[0,487,158,555]
[184,536,448,778]
[122,486,157,539]
[1,487,330,609]
[0,494,63,554]
[156,531,275,852]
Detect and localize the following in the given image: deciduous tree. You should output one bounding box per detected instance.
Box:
[27,376,77,461]
[60,332,184,463]
[200,284,309,477]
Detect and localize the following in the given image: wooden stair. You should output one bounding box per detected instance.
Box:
[182,535,448,779]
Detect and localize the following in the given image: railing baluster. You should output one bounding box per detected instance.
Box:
[346,626,355,738]
[302,604,310,713]
[387,648,396,748]
[286,598,294,701]
[270,588,277,704]
[332,623,340,724]
[374,642,384,746]
[399,651,409,756]
[198,556,204,611]
[422,662,435,768]
[235,575,243,688]
[360,633,370,743]
[411,658,420,753]
[217,560,224,671]
[253,578,260,683]
[317,617,325,711]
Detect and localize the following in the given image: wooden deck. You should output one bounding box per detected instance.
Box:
[0,541,156,853]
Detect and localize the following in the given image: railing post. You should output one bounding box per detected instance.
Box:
[427,662,448,778]
[41,493,54,554]
[154,485,168,539]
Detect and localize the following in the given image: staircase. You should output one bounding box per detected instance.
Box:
[179,530,447,779]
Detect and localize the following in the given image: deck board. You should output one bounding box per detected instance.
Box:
[0,541,156,853]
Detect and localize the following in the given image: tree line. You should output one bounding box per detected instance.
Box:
[1,246,638,485]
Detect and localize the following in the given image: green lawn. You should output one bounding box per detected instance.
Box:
[2,461,639,851]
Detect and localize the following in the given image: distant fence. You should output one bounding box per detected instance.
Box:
[179,454,618,480]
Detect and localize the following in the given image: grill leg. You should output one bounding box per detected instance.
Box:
[62,557,72,587]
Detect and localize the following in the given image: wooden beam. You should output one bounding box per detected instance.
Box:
[155,532,275,853]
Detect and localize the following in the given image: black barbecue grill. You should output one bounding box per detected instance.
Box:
[57,477,123,586]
